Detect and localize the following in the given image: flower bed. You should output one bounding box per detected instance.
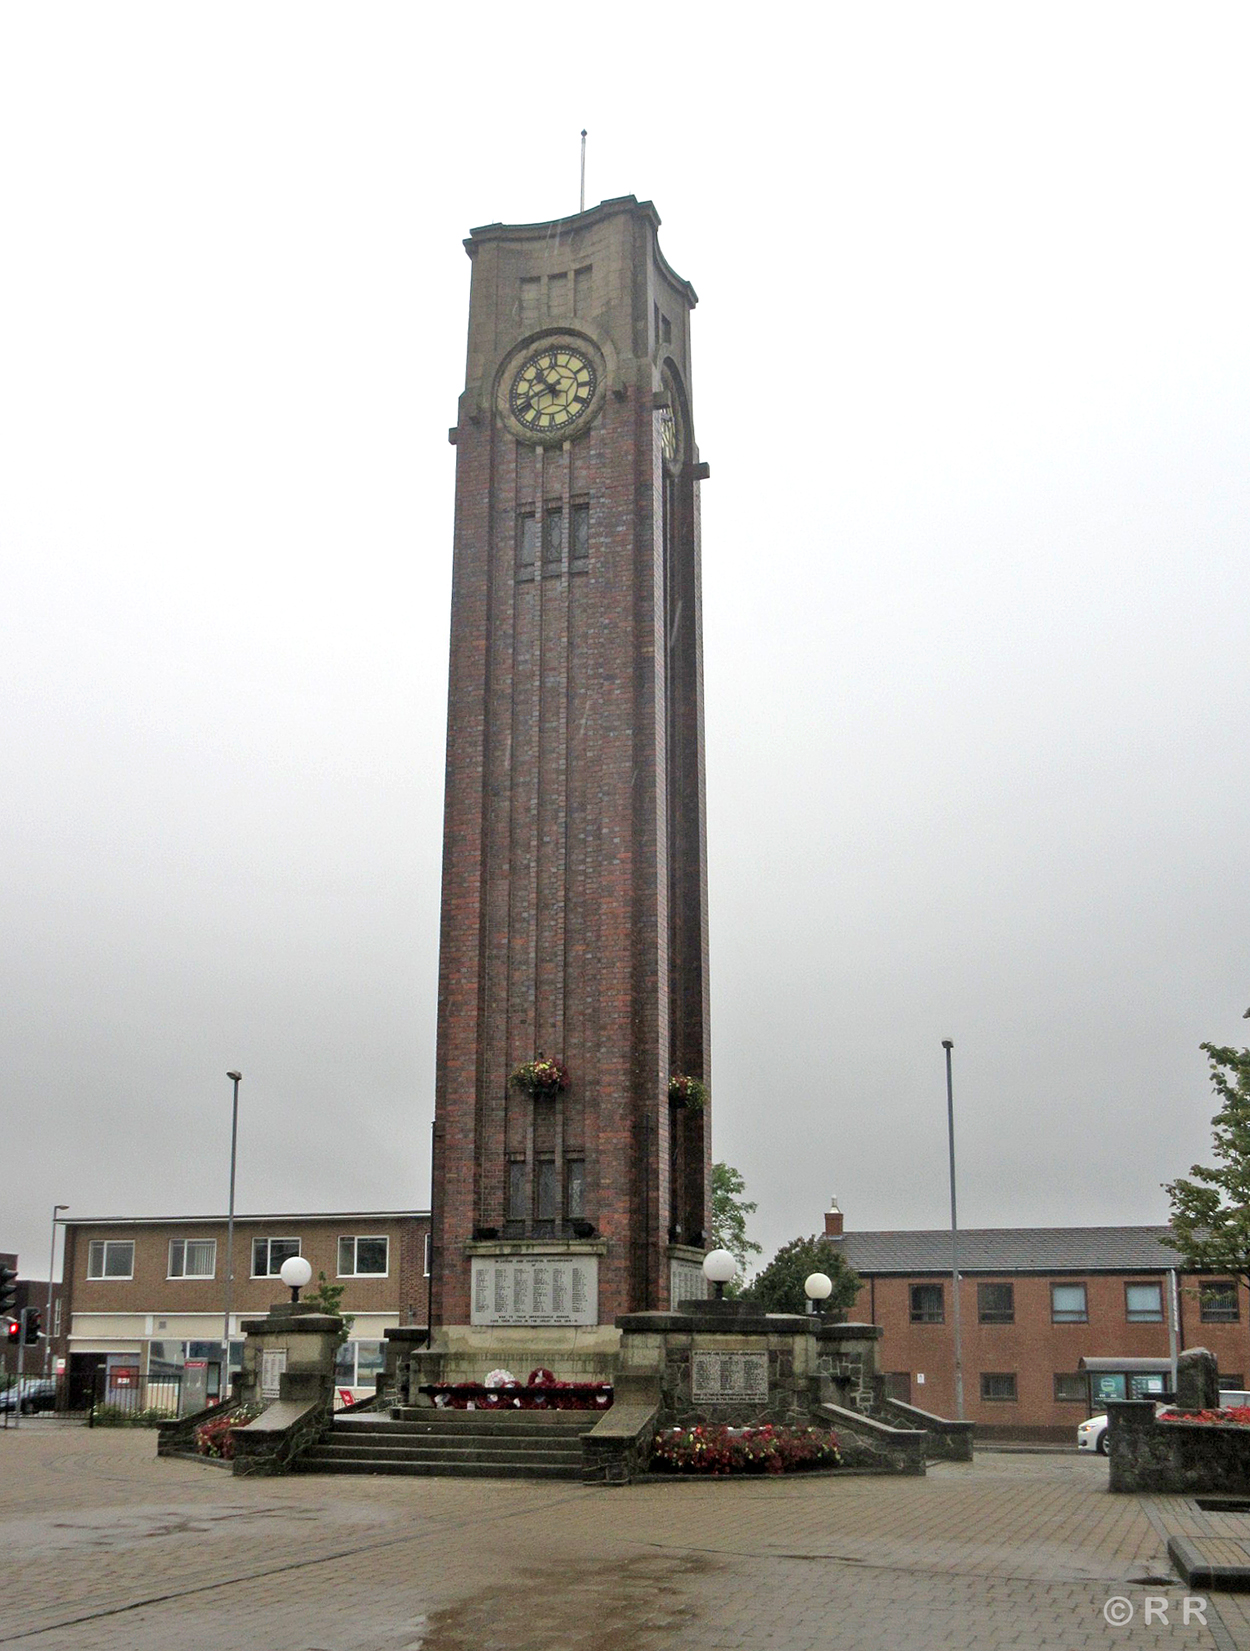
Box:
[649,1423,841,1476]
[194,1402,265,1459]
[1158,1405,1250,1427]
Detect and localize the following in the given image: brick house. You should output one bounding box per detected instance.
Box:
[825,1206,1250,1441]
[57,1210,429,1406]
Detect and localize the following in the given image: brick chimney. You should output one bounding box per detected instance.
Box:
[824,1198,843,1238]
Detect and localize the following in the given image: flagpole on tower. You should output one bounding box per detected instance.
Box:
[579,129,587,213]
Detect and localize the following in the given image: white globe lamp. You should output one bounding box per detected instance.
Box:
[279,1254,313,1303]
[702,1247,737,1300]
[804,1271,833,1315]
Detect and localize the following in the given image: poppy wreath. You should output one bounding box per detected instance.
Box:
[668,1074,708,1111]
[510,1056,569,1097]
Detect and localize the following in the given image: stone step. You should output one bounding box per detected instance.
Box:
[295,1409,599,1479]
[337,1425,586,1443]
[383,1408,596,1432]
[295,1455,582,1479]
[313,1441,582,1466]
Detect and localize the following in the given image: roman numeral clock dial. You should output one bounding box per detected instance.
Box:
[509,346,597,438]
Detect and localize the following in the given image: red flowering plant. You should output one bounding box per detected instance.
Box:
[649,1423,840,1476]
[510,1056,568,1097]
[193,1402,265,1460]
[668,1075,708,1112]
[1158,1405,1250,1428]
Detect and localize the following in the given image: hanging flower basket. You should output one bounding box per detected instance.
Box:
[668,1074,708,1111]
[510,1056,568,1097]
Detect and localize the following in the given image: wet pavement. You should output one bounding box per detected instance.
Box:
[2,1420,1249,1649]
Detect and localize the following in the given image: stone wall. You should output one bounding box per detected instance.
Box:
[814,1321,884,1412]
[616,1305,817,1427]
[877,1398,975,1462]
[232,1398,332,1476]
[1109,1399,1250,1495]
[385,1323,621,1406]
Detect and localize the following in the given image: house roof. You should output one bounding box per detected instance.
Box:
[64,1210,429,1228]
[831,1225,1181,1275]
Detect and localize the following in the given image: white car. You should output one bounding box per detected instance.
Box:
[1077,1414,1109,1454]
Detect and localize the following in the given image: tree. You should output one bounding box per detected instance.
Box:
[302,1271,354,1347]
[743,1234,860,1316]
[1166,1044,1250,1298]
[711,1163,763,1283]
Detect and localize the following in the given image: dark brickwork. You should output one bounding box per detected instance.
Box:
[432,198,711,1325]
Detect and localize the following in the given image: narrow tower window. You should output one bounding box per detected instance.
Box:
[518,512,538,578]
[543,507,563,573]
[507,1160,526,1221]
[536,1159,558,1221]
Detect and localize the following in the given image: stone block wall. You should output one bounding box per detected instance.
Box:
[1109,1399,1250,1495]
[617,1307,817,1427]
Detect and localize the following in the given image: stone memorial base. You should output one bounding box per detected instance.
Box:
[384,1322,621,1407]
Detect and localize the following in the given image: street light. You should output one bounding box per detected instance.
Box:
[942,1039,965,1420]
[804,1271,832,1316]
[280,1255,313,1303]
[702,1249,736,1300]
[43,1205,68,1378]
[222,1071,242,1399]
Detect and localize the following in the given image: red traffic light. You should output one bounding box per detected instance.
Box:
[5,1320,18,1345]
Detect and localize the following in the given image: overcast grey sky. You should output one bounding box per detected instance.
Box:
[3,4,1248,1279]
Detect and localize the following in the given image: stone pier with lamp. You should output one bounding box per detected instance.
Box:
[227,1255,345,1475]
[580,1251,952,1482]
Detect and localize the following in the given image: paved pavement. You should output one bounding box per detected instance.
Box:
[2,1421,1249,1650]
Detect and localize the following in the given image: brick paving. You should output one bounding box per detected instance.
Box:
[1,1423,1247,1649]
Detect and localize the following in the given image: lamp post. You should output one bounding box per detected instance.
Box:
[43,1204,68,1378]
[942,1039,964,1420]
[222,1071,242,1399]
[702,1248,736,1301]
[280,1256,313,1304]
[805,1271,833,1317]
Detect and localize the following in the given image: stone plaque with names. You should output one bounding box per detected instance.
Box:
[691,1350,768,1403]
[670,1259,709,1307]
[470,1255,599,1326]
[260,1348,287,1399]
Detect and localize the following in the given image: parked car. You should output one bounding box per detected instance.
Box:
[0,1377,58,1415]
[1077,1414,1109,1454]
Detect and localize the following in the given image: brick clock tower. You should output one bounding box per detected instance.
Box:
[430,196,711,1338]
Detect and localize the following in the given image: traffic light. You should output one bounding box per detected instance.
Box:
[23,1310,40,1345]
[0,1266,16,1316]
[5,1320,18,1347]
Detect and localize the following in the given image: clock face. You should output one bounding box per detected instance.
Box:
[510,346,597,437]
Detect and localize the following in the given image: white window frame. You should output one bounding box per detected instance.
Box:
[1050,1282,1088,1324]
[423,1231,431,1277]
[87,1240,134,1280]
[250,1237,302,1278]
[167,1238,217,1280]
[1125,1281,1164,1323]
[337,1235,389,1278]
[335,1338,385,1390]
